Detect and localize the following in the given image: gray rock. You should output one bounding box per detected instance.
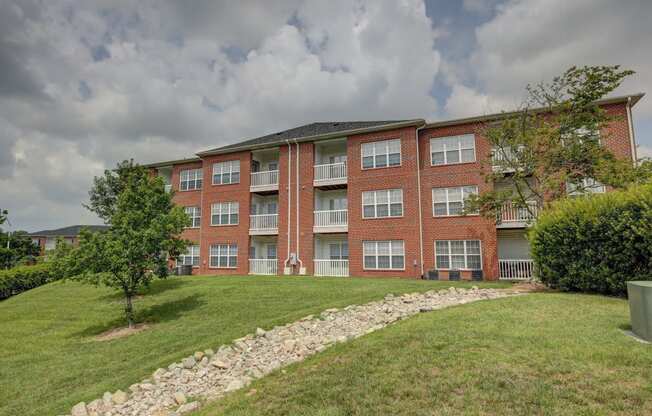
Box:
[182,356,196,369]
[225,378,245,392]
[102,391,112,406]
[173,392,187,405]
[177,401,200,414]
[204,348,214,357]
[255,327,266,337]
[71,402,88,416]
[211,359,229,369]
[112,390,128,404]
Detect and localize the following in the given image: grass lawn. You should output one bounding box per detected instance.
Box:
[196,293,652,416]
[0,275,504,416]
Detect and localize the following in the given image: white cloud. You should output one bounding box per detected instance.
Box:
[0,0,442,231]
[445,0,652,118]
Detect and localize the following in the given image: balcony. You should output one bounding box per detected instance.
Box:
[249,259,278,275]
[491,147,521,173]
[249,214,278,235]
[314,162,347,187]
[250,170,279,193]
[499,259,535,280]
[313,210,348,233]
[497,201,539,228]
[314,259,349,277]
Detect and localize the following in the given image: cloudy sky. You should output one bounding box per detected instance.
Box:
[1,0,651,232]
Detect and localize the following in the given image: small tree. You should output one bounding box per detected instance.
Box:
[465,66,651,219]
[0,209,7,226]
[53,160,189,327]
[0,231,40,269]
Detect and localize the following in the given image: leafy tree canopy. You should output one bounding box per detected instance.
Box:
[53,160,189,326]
[465,65,651,220]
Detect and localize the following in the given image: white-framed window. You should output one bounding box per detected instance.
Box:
[362,189,403,218]
[211,202,239,225]
[209,244,237,268]
[430,134,476,165]
[178,245,200,267]
[567,178,606,195]
[184,206,201,228]
[361,139,401,169]
[180,168,203,191]
[329,242,349,260]
[363,240,404,270]
[212,160,240,185]
[435,240,482,270]
[432,186,478,217]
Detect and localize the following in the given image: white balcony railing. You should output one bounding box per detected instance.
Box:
[249,214,278,231]
[249,259,278,275]
[499,201,539,223]
[250,170,279,188]
[314,259,349,277]
[499,259,535,280]
[314,162,347,183]
[314,210,348,228]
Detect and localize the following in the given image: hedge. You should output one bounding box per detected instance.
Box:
[0,263,55,300]
[529,184,652,296]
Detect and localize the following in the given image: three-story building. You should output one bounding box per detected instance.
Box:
[146,93,643,280]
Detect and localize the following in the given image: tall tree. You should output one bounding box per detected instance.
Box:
[465,65,651,220]
[53,160,189,327]
[0,209,7,226]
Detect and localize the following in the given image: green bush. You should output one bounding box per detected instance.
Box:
[0,263,55,300]
[529,184,652,296]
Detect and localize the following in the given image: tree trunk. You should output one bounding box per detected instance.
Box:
[124,291,135,328]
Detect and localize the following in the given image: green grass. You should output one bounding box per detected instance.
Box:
[196,293,652,416]
[0,275,503,416]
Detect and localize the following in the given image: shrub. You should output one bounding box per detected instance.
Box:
[529,184,652,296]
[0,263,55,300]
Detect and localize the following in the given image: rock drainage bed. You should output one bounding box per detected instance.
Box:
[67,286,514,416]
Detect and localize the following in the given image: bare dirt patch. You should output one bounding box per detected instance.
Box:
[94,323,151,341]
[509,281,550,293]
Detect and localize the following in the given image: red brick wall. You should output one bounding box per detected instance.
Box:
[157,101,635,280]
[418,122,499,280]
[169,161,203,274]
[198,152,251,275]
[347,126,422,278]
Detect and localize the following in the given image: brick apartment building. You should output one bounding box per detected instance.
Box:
[145,94,643,281]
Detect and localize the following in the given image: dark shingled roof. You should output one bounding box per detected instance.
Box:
[29,225,109,237]
[200,120,417,154]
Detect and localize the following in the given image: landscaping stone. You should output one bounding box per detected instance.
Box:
[71,402,88,416]
[70,287,513,416]
[177,402,200,414]
[173,392,187,405]
[112,390,128,404]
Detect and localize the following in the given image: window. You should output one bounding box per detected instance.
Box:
[184,206,201,228]
[363,240,404,270]
[361,139,401,169]
[178,245,200,267]
[362,189,403,218]
[329,242,349,260]
[266,244,277,259]
[430,134,475,165]
[210,244,237,268]
[211,202,239,225]
[435,240,482,270]
[180,168,203,191]
[212,160,240,185]
[567,178,606,195]
[432,186,478,216]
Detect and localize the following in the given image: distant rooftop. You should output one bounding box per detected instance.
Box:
[28,225,109,237]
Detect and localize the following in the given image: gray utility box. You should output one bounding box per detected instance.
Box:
[627,281,652,342]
